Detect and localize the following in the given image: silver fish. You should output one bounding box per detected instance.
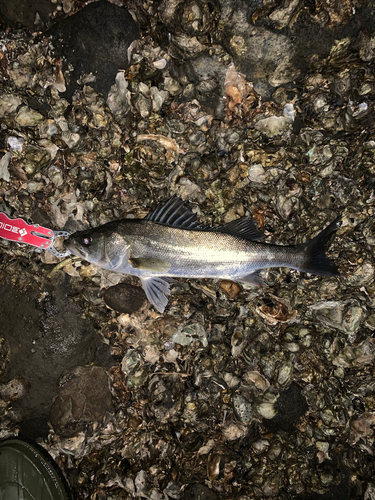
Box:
[65,196,340,313]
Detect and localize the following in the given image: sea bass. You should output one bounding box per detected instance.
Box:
[65,196,340,313]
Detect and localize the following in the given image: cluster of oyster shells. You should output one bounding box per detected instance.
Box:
[0,0,375,498]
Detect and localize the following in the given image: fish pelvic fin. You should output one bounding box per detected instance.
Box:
[140,276,171,313]
[297,217,341,277]
[238,270,266,286]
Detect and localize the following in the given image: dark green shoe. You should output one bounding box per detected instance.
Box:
[0,438,72,500]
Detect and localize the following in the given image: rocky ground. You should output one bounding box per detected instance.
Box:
[1,0,375,498]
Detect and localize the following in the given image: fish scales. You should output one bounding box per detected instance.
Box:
[65,195,340,313]
[112,220,303,278]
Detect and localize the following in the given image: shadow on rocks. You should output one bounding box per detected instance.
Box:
[0,274,112,439]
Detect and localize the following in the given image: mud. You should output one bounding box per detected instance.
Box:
[0,273,112,439]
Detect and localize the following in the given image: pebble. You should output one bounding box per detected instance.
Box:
[219,280,241,299]
[103,283,146,314]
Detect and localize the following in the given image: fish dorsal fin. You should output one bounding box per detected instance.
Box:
[145,195,205,229]
[214,217,265,241]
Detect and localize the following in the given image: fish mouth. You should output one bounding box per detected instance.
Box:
[64,241,88,259]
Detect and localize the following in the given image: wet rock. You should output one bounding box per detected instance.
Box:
[50,365,112,437]
[0,277,112,439]
[48,0,140,98]
[0,0,56,30]
[224,25,294,97]
[103,283,146,314]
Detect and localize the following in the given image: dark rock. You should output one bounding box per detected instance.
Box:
[50,365,112,437]
[0,275,112,439]
[220,0,375,98]
[296,468,353,500]
[47,0,139,98]
[264,382,308,433]
[103,283,146,314]
[222,20,296,98]
[0,0,56,31]
[31,207,52,228]
[182,483,219,500]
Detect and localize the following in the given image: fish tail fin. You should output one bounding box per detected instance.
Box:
[297,217,341,276]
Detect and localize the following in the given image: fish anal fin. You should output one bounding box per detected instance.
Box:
[215,217,265,241]
[238,271,266,286]
[140,276,171,313]
[130,257,170,273]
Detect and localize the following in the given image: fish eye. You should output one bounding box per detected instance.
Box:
[82,236,92,246]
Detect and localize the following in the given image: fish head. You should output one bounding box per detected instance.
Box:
[65,223,132,268]
[65,227,107,264]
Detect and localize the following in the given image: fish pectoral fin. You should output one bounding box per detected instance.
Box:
[140,276,171,313]
[130,257,171,273]
[238,271,266,286]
